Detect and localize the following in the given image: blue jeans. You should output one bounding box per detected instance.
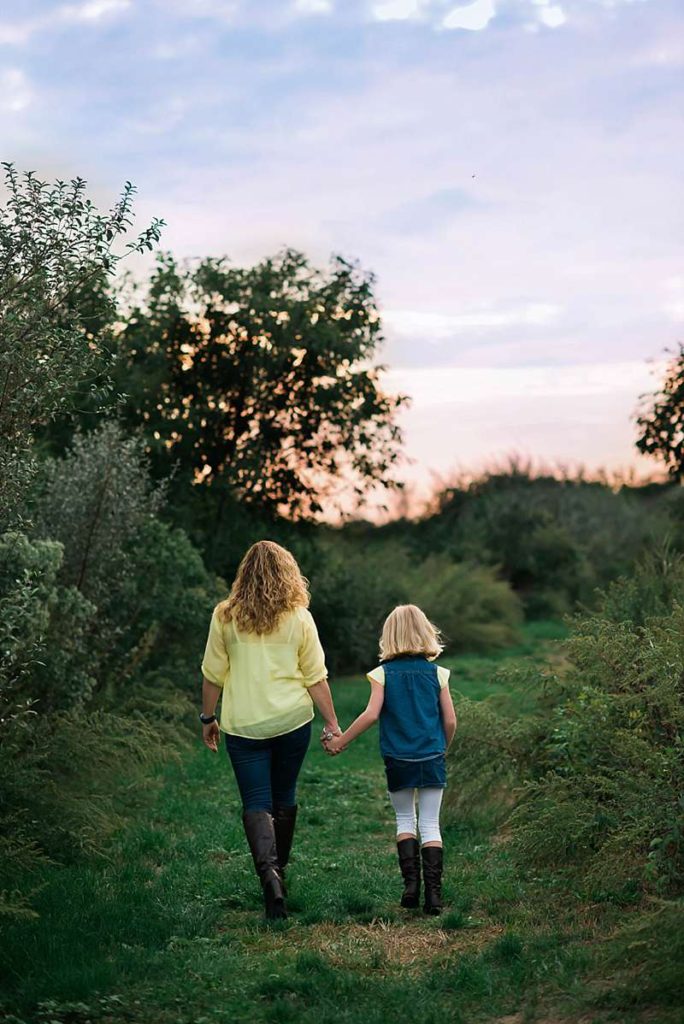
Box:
[224,721,312,813]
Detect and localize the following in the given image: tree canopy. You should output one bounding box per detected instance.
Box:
[0,163,163,527]
[115,249,406,518]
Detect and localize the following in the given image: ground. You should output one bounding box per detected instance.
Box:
[0,624,678,1024]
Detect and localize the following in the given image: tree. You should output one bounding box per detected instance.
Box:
[636,346,684,479]
[115,249,407,519]
[0,164,163,528]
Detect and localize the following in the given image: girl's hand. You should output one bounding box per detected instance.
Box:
[202,720,220,753]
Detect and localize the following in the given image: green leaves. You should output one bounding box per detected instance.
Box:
[115,248,406,520]
[0,165,163,529]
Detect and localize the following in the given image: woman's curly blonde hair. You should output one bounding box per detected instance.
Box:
[218,540,310,635]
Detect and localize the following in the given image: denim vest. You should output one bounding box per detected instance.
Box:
[379,655,445,761]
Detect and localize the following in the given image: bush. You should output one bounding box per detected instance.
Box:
[446,550,684,898]
[0,437,217,919]
[32,424,219,697]
[307,537,408,673]
[34,422,163,607]
[408,557,523,652]
[306,536,522,672]
[108,518,221,694]
[408,468,665,616]
[0,531,98,715]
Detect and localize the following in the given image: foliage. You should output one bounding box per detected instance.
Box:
[636,344,684,478]
[408,556,523,652]
[114,250,406,519]
[0,164,162,528]
[447,550,684,899]
[0,531,97,717]
[395,465,666,615]
[305,536,523,672]
[106,517,221,694]
[32,425,218,696]
[306,538,409,673]
[33,421,163,605]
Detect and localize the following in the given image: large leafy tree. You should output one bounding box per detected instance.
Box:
[636,346,684,479]
[116,249,406,518]
[0,163,163,528]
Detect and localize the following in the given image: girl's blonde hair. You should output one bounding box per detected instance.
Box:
[218,540,310,635]
[379,604,443,661]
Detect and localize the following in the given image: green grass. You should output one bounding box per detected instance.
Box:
[0,620,678,1024]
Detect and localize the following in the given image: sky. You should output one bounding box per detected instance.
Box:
[1,0,683,502]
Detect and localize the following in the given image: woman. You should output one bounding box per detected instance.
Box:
[200,540,340,920]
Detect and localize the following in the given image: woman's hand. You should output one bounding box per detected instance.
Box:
[202,720,220,753]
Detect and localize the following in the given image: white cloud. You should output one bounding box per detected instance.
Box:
[538,3,566,28]
[60,0,132,22]
[388,360,653,409]
[0,67,31,112]
[294,0,333,13]
[442,0,496,32]
[370,0,426,22]
[0,20,35,45]
[384,303,562,338]
[0,0,131,46]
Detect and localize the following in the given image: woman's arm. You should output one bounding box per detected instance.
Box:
[201,677,222,752]
[308,677,340,736]
[326,681,385,754]
[440,685,457,748]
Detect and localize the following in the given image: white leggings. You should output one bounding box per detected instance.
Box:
[389,787,443,845]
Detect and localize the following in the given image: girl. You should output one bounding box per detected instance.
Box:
[325,604,457,915]
[200,540,341,920]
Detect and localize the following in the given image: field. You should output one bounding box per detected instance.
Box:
[3,621,678,1024]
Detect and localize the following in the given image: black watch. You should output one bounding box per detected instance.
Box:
[199,712,217,725]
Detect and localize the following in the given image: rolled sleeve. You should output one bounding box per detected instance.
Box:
[201,608,230,687]
[298,609,327,687]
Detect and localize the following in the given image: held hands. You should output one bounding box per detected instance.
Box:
[324,734,345,755]
[320,724,344,757]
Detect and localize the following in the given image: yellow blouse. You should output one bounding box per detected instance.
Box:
[201,606,327,739]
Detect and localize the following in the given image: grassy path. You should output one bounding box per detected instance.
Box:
[3,624,644,1024]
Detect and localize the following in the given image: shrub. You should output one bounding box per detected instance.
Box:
[306,536,521,671]
[411,468,665,615]
[32,424,219,698]
[408,557,523,652]
[306,538,408,673]
[34,422,163,607]
[0,531,97,715]
[446,550,684,898]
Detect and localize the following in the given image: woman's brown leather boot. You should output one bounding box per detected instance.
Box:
[242,810,287,920]
[273,804,298,891]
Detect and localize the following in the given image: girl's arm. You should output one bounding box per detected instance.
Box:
[440,685,457,748]
[308,677,341,737]
[326,681,385,754]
